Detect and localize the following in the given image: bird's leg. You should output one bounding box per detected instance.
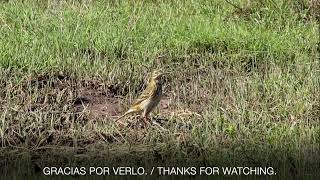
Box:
[142,110,151,127]
[143,116,151,127]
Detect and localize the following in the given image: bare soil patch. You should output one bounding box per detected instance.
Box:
[22,73,124,118]
[74,87,121,118]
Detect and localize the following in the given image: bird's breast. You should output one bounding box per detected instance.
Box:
[152,82,162,97]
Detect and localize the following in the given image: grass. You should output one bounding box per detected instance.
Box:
[0,0,319,179]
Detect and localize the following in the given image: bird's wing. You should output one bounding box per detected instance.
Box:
[131,83,153,106]
[131,90,150,106]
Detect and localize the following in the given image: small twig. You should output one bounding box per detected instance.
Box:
[114,126,127,144]
[152,121,168,131]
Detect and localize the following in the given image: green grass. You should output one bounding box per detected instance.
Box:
[0,0,319,178]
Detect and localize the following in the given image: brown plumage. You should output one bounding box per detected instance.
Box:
[115,70,165,125]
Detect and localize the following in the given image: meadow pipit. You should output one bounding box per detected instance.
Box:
[115,70,166,125]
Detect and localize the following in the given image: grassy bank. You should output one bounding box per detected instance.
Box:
[0,0,319,178]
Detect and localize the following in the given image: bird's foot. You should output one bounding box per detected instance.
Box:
[143,117,151,127]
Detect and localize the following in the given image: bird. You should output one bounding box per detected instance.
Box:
[115,70,166,125]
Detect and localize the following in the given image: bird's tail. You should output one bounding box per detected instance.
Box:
[114,109,135,122]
